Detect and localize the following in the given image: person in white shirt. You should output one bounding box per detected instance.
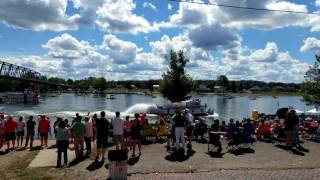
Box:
[184,109,194,147]
[17,116,26,147]
[112,112,124,150]
[84,116,93,154]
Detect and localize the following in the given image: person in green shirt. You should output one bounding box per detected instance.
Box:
[71,116,85,159]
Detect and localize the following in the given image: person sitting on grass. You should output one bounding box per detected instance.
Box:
[55,120,70,168]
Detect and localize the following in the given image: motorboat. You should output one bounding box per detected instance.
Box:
[148,99,214,116]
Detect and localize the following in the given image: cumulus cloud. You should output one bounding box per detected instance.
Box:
[316,0,320,7]
[96,0,157,34]
[164,0,313,31]
[301,37,320,52]
[42,33,96,59]
[100,34,138,64]
[0,0,81,31]
[188,23,240,51]
[168,4,173,11]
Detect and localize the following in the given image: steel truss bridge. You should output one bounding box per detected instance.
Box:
[0,60,68,87]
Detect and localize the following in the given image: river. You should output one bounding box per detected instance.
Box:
[0,93,313,120]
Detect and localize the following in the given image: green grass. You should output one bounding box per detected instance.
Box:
[0,151,53,180]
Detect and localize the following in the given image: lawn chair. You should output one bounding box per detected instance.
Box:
[227,131,241,151]
[208,131,222,154]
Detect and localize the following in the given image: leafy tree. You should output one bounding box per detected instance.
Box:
[217,75,229,88]
[302,55,320,109]
[160,50,194,102]
[93,77,107,92]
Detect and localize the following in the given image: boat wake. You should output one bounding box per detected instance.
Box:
[13,103,158,118]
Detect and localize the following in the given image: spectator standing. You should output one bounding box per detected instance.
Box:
[16,116,25,147]
[84,116,93,154]
[173,110,188,151]
[55,121,69,168]
[4,116,18,151]
[112,112,124,150]
[72,116,85,159]
[25,116,36,148]
[184,109,194,148]
[131,113,142,157]
[95,111,110,161]
[0,114,5,150]
[38,115,51,147]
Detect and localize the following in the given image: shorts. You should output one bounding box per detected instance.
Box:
[40,132,48,138]
[5,133,16,141]
[186,126,194,137]
[96,137,108,149]
[17,131,24,137]
[113,135,124,144]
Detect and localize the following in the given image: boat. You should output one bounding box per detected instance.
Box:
[148,99,213,116]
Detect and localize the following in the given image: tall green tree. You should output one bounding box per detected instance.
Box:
[302,55,320,109]
[160,50,194,102]
[217,75,229,88]
[93,77,107,92]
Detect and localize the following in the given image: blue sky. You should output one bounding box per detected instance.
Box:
[1,0,320,82]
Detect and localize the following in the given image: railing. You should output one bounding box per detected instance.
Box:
[0,60,68,87]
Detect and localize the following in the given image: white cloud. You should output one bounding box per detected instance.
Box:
[100,34,138,64]
[188,23,240,51]
[0,0,81,31]
[301,37,320,52]
[168,4,173,11]
[316,0,320,7]
[96,0,157,34]
[42,33,96,59]
[143,2,157,11]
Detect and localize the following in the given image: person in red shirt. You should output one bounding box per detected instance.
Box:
[38,115,51,147]
[4,116,18,151]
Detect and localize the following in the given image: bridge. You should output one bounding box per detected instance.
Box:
[0,60,68,87]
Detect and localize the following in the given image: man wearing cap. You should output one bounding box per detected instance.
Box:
[173,110,188,152]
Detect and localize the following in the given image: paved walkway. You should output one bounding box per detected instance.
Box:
[29,148,76,168]
[129,168,320,180]
[3,139,320,179]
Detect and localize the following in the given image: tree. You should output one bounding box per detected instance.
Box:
[93,77,107,92]
[302,55,320,109]
[217,75,229,88]
[160,50,194,102]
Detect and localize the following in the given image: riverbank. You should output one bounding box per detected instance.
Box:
[1,138,320,179]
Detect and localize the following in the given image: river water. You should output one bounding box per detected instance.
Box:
[0,93,313,121]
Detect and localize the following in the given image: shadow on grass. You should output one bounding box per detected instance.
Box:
[0,150,9,155]
[86,159,104,171]
[309,138,320,143]
[68,155,90,167]
[207,152,225,158]
[30,146,43,151]
[275,145,305,156]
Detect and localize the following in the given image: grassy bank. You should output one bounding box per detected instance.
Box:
[0,150,53,180]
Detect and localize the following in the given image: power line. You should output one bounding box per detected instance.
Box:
[168,0,320,15]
